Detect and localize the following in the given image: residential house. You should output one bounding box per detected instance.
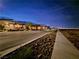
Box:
[28,24,50,31]
[0,19,15,31]
[0,18,50,31]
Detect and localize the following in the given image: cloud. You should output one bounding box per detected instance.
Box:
[0,0,5,10]
[0,2,2,6]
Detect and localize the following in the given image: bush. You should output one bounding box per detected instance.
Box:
[9,47,34,59]
[0,25,4,30]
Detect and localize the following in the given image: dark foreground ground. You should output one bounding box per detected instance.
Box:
[60,29,79,50]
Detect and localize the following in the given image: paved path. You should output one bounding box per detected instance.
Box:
[51,31,79,59]
[0,31,48,57]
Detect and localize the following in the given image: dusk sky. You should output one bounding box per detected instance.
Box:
[0,0,79,28]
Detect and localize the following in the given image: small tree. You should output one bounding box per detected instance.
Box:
[26,22,33,30]
[0,25,4,30]
[26,22,33,26]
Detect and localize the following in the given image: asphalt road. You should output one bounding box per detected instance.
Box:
[0,31,47,52]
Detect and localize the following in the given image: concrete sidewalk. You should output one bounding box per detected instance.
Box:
[51,31,79,59]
